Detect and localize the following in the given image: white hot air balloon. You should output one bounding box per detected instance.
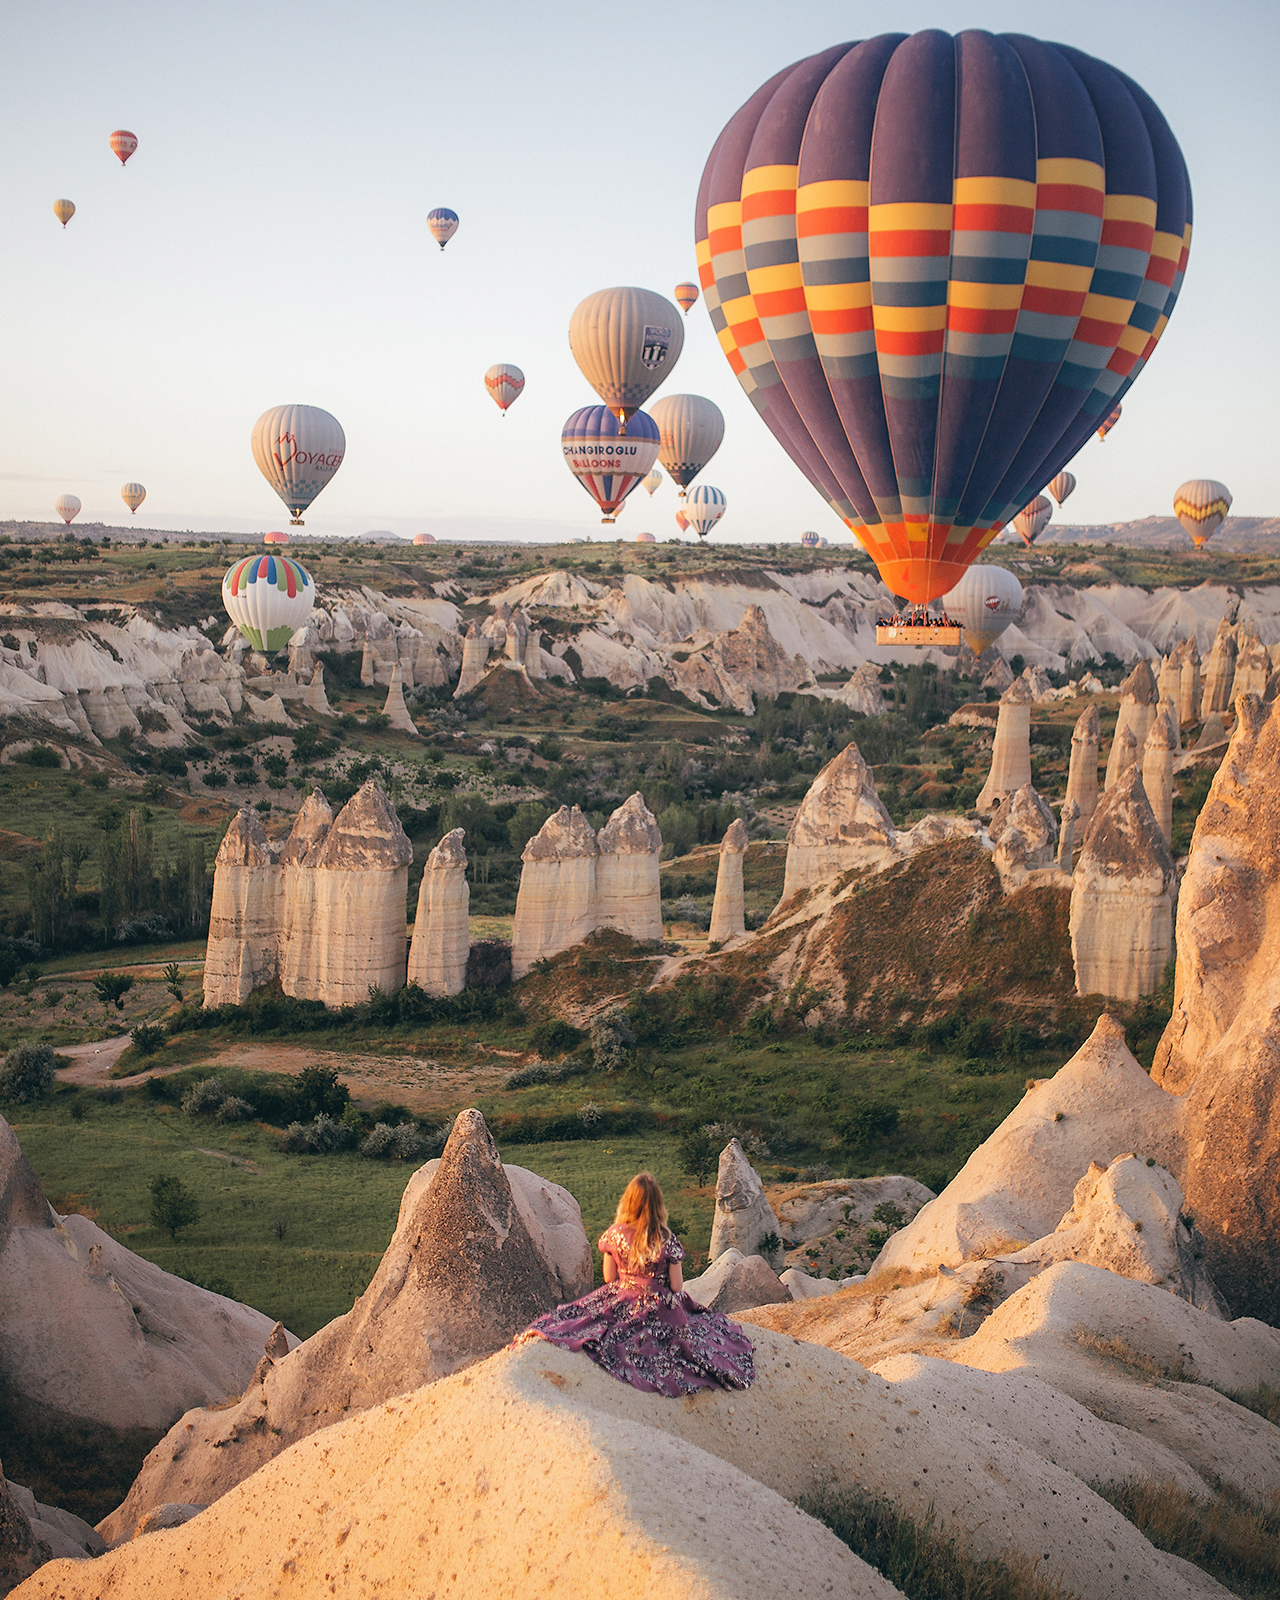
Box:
[1173,479,1232,550]
[54,494,81,526]
[642,467,663,496]
[942,565,1025,656]
[684,484,726,539]
[222,551,316,652]
[648,393,724,498]
[1047,471,1076,508]
[251,405,346,525]
[121,482,146,514]
[568,286,684,433]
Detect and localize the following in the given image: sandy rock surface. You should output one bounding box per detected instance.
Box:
[683,1250,789,1313]
[3,1481,102,1563]
[989,782,1057,889]
[1065,701,1101,826]
[596,794,663,942]
[201,809,281,1007]
[781,742,897,897]
[511,805,599,979]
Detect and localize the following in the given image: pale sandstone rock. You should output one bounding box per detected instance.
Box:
[1152,693,1280,1320]
[405,828,469,997]
[131,1504,205,1540]
[294,781,412,1006]
[1142,705,1178,844]
[988,783,1057,890]
[1064,702,1101,828]
[981,656,1015,693]
[511,806,599,980]
[669,605,814,716]
[202,810,281,1007]
[1070,765,1173,1000]
[242,691,293,728]
[708,817,748,943]
[595,794,662,942]
[1199,618,1237,718]
[0,1472,42,1596]
[821,660,886,716]
[975,677,1033,813]
[782,742,896,898]
[1105,659,1159,790]
[1178,638,1202,727]
[1057,799,1080,870]
[779,1267,843,1300]
[5,1479,103,1561]
[278,790,333,999]
[708,1141,781,1265]
[682,1249,790,1313]
[379,663,418,734]
[1157,654,1182,707]
[98,1111,591,1540]
[1232,627,1271,700]
[300,662,332,716]
[453,621,491,697]
[1108,720,1139,787]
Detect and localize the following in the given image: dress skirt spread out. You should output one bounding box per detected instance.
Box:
[520,1224,755,1396]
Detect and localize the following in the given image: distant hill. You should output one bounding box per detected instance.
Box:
[1037,515,1280,552]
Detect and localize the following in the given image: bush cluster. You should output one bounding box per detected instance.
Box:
[0,1043,55,1103]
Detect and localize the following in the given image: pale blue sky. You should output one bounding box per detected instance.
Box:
[2,0,1275,544]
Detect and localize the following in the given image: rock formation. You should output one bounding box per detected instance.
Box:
[981,655,1015,693]
[0,1472,43,1596]
[1152,693,1280,1320]
[1108,721,1138,788]
[988,783,1057,890]
[595,794,662,943]
[1063,702,1100,827]
[682,1249,790,1313]
[98,1112,591,1540]
[1056,799,1079,870]
[975,677,1033,813]
[772,1174,934,1279]
[297,781,413,1006]
[781,742,896,898]
[300,661,332,716]
[453,621,491,697]
[511,806,599,980]
[1199,618,1237,718]
[278,789,334,997]
[1141,705,1177,845]
[708,817,748,943]
[201,810,282,1007]
[1104,659,1159,789]
[1069,766,1174,1000]
[668,605,815,716]
[406,828,469,997]
[708,1141,781,1266]
[1156,654,1181,707]
[1233,626,1271,699]
[380,663,418,734]
[1177,638,1201,727]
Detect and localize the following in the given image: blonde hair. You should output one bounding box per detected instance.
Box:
[613,1172,670,1264]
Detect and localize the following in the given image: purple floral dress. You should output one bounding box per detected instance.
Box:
[520,1224,755,1396]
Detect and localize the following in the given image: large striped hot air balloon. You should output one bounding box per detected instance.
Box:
[696,31,1191,605]
[674,281,700,313]
[1048,472,1077,507]
[561,406,660,523]
[1097,404,1122,440]
[649,394,725,498]
[685,484,726,539]
[251,404,345,525]
[427,208,459,249]
[222,554,315,651]
[1173,479,1231,549]
[53,199,75,228]
[484,363,525,413]
[1014,496,1052,547]
[121,483,146,514]
[569,288,684,433]
[109,130,137,167]
[54,495,80,526]
[942,564,1025,655]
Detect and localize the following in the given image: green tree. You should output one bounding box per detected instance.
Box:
[677,1124,717,1186]
[0,1044,56,1103]
[163,961,185,1001]
[148,1173,200,1239]
[23,825,89,949]
[507,801,552,855]
[92,971,135,1011]
[296,1064,349,1120]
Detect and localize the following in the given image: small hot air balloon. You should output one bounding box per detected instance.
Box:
[1014,497,1052,548]
[561,406,660,524]
[649,394,724,498]
[568,287,684,433]
[222,554,315,652]
[54,494,81,526]
[121,482,146,514]
[412,532,438,546]
[251,404,346,525]
[674,281,699,314]
[801,531,820,548]
[427,208,459,250]
[109,130,137,168]
[1173,480,1232,550]
[263,530,289,544]
[484,363,525,413]
[636,531,656,543]
[1097,405,1123,442]
[675,509,690,533]
[685,484,726,539]
[942,565,1025,656]
[642,468,663,496]
[53,199,75,228]
[1048,472,1076,508]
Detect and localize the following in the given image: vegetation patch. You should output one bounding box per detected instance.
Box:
[1093,1477,1280,1600]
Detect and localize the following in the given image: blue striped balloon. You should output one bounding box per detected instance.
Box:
[561,406,660,523]
[685,484,727,538]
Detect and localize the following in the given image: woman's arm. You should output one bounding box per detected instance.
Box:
[667,1261,683,1293]
[602,1250,618,1283]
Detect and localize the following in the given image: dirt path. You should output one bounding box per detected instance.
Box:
[54,1036,134,1083]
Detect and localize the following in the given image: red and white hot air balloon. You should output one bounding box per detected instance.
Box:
[412,532,438,545]
[636,531,656,543]
[1013,496,1052,547]
[484,363,525,414]
[54,494,81,526]
[109,130,138,167]
[675,509,689,533]
[1047,472,1076,508]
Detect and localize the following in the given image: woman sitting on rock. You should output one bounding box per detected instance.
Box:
[517,1172,755,1396]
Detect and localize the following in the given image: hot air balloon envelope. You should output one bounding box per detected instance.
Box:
[120,482,146,514]
[109,130,137,167]
[223,554,315,651]
[642,468,663,496]
[1097,405,1123,441]
[1048,472,1077,508]
[649,394,725,496]
[251,404,345,525]
[53,199,75,228]
[942,564,1025,655]
[696,31,1191,604]
[673,281,700,314]
[801,531,820,548]
[1173,479,1231,549]
[263,530,289,544]
[569,287,684,431]
[428,208,458,249]
[1014,497,1053,547]
[684,484,726,539]
[413,532,438,545]
[484,363,524,412]
[54,495,80,526]
[675,510,690,532]
[562,407,659,523]
[636,531,656,543]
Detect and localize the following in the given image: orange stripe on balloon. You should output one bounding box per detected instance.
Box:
[796,207,868,236]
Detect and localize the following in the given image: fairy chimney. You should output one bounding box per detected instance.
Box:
[1157,654,1182,708]
[975,677,1034,813]
[1064,703,1101,828]
[1177,638,1201,728]
[511,807,599,980]
[1069,764,1174,1001]
[988,784,1057,891]
[453,623,492,698]
[595,794,663,943]
[406,828,470,997]
[203,809,282,1007]
[1142,705,1178,845]
[1104,660,1159,790]
[381,663,419,735]
[279,789,335,998]
[302,662,333,717]
[1057,799,1080,871]
[782,742,897,898]
[1199,620,1238,719]
[708,818,749,944]
[1233,628,1271,701]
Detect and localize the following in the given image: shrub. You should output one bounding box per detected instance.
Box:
[0,1043,56,1103]
[148,1173,200,1239]
[295,1064,350,1119]
[871,1202,906,1230]
[24,744,61,768]
[130,1023,165,1057]
[163,961,185,1001]
[360,1122,427,1160]
[835,1101,900,1149]
[182,1077,227,1116]
[505,1058,587,1090]
[590,1006,635,1072]
[277,1114,357,1154]
[92,971,135,1010]
[529,1017,583,1058]
[174,1266,236,1299]
[214,1096,254,1122]
[678,1124,717,1186]
[465,939,512,990]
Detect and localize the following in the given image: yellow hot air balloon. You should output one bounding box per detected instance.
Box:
[568,287,684,433]
[673,281,699,314]
[53,199,75,228]
[121,482,146,514]
[1173,480,1231,549]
